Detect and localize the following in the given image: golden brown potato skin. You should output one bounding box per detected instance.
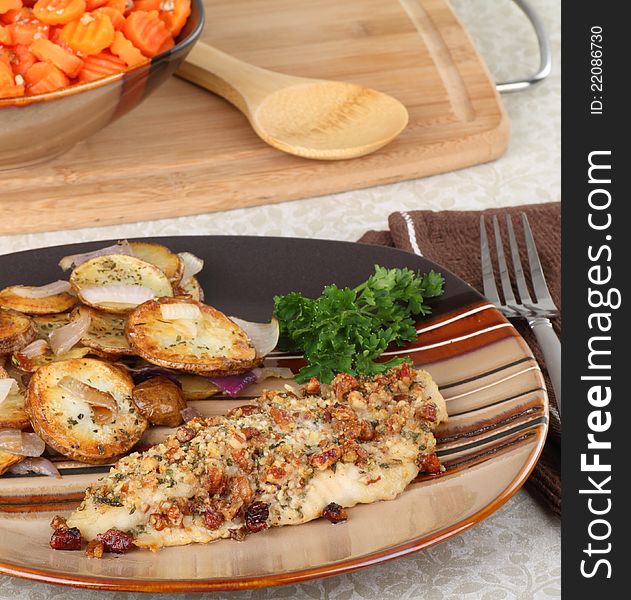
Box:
[0,451,22,475]
[132,377,187,427]
[0,365,30,430]
[26,358,148,464]
[0,308,37,354]
[129,242,184,285]
[173,276,204,302]
[70,255,173,314]
[12,345,92,373]
[125,297,260,376]
[0,288,77,315]
[70,305,133,357]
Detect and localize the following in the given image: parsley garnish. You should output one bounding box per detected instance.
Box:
[273,265,444,383]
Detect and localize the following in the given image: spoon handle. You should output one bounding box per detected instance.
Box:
[176,42,290,114]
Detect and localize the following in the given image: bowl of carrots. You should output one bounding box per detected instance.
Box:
[0,0,204,169]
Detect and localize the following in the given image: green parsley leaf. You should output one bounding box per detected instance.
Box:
[273,265,444,383]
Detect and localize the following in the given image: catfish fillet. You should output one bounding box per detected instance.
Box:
[68,365,447,550]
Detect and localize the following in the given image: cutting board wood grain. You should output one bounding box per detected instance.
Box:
[0,0,508,235]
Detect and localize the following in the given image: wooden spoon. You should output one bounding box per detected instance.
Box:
[176,42,409,160]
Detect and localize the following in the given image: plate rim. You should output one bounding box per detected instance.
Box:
[0,235,549,591]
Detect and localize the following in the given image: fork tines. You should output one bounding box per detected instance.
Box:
[480,213,558,318]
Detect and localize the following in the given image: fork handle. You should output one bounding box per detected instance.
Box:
[528,317,561,414]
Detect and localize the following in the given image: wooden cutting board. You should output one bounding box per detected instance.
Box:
[0,0,508,235]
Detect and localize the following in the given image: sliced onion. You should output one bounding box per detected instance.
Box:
[8,457,61,478]
[0,430,46,457]
[229,316,279,358]
[59,241,133,271]
[80,284,155,307]
[0,379,19,405]
[49,310,91,356]
[58,376,118,425]
[252,367,295,382]
[208,371,257,398]
[12,280,71,299]
[160,303,200,321]
[181,406,203,422]
[20,339,49,359]
[178,252,204,285]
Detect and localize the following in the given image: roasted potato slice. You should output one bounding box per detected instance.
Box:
[0,366,30,430]
[129,242,184,285]
[26,358,148,464]
[0,395,30,430]
[0,308,37,354]
[0,286,77,315]
[174,276,204,302]
[70,306,133,357]
[126,297,260,376]
[32,313,71,339]
[0,451,22,475]
[12,345,92,373]
[70,255,173,314]
[175,374,219,400]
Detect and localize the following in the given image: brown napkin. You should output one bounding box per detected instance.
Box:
[359,203,561,516]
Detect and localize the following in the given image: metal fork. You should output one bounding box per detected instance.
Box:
[480,214,561,413]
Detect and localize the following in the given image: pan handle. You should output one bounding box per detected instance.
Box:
[495,0,552,93]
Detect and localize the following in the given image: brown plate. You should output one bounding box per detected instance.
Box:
[0,236,547,591]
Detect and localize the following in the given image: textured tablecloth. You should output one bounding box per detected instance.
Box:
[0,0,561,597]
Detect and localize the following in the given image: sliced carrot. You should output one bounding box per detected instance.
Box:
[85,0,107,9]
[0,22,11,42]
[155,33,172,53]
[59,12,115,55]
[105,0,124,12]
[0,60,25,97]
[23,60,68,93]
[0,55,12,77]
[0,70,17,86]
[1,6,25,22]
[22,59,49,82]
[0,0,22,15]
[0,46,12,64]
[0,83,25,98]
[7,13,49,45]
[123,9,169,57]
[110,29,145,64]
[159,0,188,37]
[93,5,123,29]
[33,0,86,25]
[1,0,188,97]
[48,23,62,41]
[133,0,159,10]
[77,49,123,81]
[10,43,37,75]
[9,24,44,45]
[29,37,83,77]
